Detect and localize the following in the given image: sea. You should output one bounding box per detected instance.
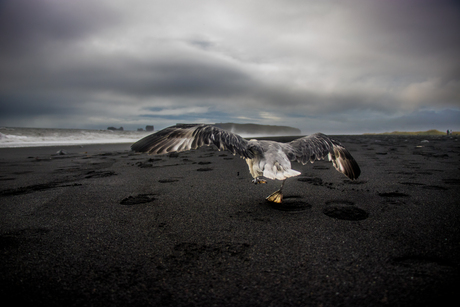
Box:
[0,127,152,148]
[0,126,303,148]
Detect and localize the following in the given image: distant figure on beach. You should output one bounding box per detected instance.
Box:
[131,124,361,203]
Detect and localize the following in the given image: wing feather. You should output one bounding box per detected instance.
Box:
[131,124,254,159]
[288,133,361,180]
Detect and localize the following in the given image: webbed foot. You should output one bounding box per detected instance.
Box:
[266,190,283,203]
[252,178,267,184]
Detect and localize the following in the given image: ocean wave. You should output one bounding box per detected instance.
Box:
[0,127,152,148]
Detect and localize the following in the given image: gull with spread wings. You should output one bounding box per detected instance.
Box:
[131,124,361,203]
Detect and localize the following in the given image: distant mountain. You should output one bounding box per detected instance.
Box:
[364,129,458,136]
[213,123,301,136]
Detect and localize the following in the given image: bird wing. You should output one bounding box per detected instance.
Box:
[287,133,361,180]
[131,124,254,159]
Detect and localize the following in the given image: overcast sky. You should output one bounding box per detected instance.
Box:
[1,0,459,134]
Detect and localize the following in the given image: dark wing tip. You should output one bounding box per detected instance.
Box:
[331,145,361,180]
[289,133,361,180]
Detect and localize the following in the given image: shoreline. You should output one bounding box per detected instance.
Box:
[1,131,456,150]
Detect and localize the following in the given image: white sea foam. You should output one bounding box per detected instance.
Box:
[0,127,290,148]
[0,127,152,148]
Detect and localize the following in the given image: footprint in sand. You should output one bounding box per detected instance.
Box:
[323,200,369,220]
[197,167,213,172]
[158,179,179,183]
[120,194,156,205]
[84,170,116,178]
[297,177,323,185]
[378,192,410,197]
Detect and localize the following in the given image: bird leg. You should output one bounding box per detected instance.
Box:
[266,180,286,203]
[252,177,267,184]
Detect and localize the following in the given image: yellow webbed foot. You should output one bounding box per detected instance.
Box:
[266,190,283,203]
[252,178,267,184]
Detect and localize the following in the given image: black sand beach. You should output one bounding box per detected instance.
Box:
[1,135,459,306]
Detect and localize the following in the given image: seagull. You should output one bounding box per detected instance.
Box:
[131,124,361,203]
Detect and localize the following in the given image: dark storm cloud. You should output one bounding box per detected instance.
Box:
[0,0,120,99]
[97,59,254,98]
[11,55,253,98]
[355,0,460,86]
[0,0,251,100]
[0,0,459,132]
[0,0,118,51]
[364,0,460,56]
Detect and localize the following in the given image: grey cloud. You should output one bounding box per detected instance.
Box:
[364,0,460,57]
[0,0,118,56]
[0,0,459,133]
[3,54,254,100]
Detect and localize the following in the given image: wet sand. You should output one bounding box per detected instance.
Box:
[1,135,459,306]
